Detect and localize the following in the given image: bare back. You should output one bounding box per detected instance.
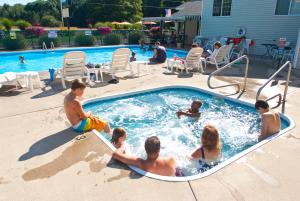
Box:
[64,93,83,126]
[260,110,281,140]
[141,157,176,176]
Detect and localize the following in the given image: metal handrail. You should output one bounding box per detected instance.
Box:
[207,55,250,94]
[256,61,292,113]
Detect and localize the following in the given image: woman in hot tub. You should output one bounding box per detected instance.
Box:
[191,125,222,172]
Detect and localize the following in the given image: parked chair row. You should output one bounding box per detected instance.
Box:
[167,44,232,73]
[59,48,134,89]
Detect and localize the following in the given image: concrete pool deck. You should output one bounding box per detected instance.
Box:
[0,59,299,201]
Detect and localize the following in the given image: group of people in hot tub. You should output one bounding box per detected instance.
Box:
[64,79,281,177]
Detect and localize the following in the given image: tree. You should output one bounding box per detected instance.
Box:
[142,0,162,17]
[87,0,142,23]
[41,15,61,27]
[69,0,89,27]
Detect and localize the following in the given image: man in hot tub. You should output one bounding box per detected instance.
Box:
[112,136,176,176]
[255,100,281,141]
[64,79,111,134]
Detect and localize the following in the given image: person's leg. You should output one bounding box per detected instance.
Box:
[103,122,111,134]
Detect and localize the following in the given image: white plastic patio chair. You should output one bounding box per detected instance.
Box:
[0,72,21,89]
[101,48,133,79]
[60,51,90,89]
[167,47,204,73]
[201,45,231,70]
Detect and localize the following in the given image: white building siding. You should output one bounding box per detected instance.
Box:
[200,0,300,55]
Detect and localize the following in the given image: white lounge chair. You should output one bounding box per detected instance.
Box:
[167,47,204,73]
[101,48,133,79]
[201,45,231,69]
[0,72,21,89]
[60,51,90,89]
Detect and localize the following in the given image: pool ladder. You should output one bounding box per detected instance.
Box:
[42,41,55,50]
[207,55,249,96]
[256,61,292,113]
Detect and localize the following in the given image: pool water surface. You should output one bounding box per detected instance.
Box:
[83,86,292,180]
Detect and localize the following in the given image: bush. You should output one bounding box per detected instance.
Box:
[97,27,112,35]
[102,33,122,45]
[75,34,96,46]
[25,26,45,37]
[94,22,106,28]
[3,34,26,50]
[39,35,61,48]
[40,15,61,27]
[128,32,144,44]
[1,18,14,31]
[132,22,142,30]
[16,20,31,30]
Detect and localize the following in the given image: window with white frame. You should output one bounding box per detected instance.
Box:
[275,0,300,15]
[213,0,232,16]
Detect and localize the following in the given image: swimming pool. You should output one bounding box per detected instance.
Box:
[0,45,187,74]
[83,86,294,181]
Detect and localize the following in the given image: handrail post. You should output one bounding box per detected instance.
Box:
[207,55,249,96]
[281,62,292,113]
[242,56,249,92]
[256,61,292,114]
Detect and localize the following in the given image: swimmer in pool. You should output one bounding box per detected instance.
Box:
[111,127,127,150]
[112,136,176,176]
[19,56,25,64]
[255,100,281,141]
[64,79,111,134]
[176,100,202,119]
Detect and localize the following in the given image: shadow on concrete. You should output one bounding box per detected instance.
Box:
[21,134,118,181]
[106,158,144,181]
[19,128,78,161]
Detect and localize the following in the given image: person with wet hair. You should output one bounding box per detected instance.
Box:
[176,100,202,119]
[112,136,176,176]
[111,127,127,149]
[255,100,281,141]
[64,79,111,134]
[191,125,222,168]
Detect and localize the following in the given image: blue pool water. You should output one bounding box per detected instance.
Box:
[83,87,289,177]
[0,46,187,74]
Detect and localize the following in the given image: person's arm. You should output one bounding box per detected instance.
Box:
[177,110,200,118]
[259,115,269,141]
[191,148,202,159]
[73,100,91,119]
[152,49,157,59]
[112,148,143,168]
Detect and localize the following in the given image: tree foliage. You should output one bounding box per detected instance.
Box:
[87,0,142,23]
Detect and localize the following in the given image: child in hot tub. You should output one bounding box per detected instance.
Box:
[111,127,127,151]
[176,100,202,119]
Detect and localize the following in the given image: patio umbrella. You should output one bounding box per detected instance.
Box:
[118,22,131,25]
[143,21,156,25]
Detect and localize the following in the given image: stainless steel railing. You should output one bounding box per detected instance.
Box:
[207,55,250,95]
[256,61,292,113]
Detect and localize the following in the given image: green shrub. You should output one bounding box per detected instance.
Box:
[128,32,144,44]
[102,33,122,45]
[39,35,61,48]
[16,20,31,30]
[40,15,61,27]
[132,22,142,30]
[1,18,14,31]
[94,22,106,28]
[75,34,96,46]
[2,34,26,50]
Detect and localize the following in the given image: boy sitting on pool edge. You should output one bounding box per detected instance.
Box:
[64,79,111,134]
[176,100,202,119]
[255,100,281,141]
